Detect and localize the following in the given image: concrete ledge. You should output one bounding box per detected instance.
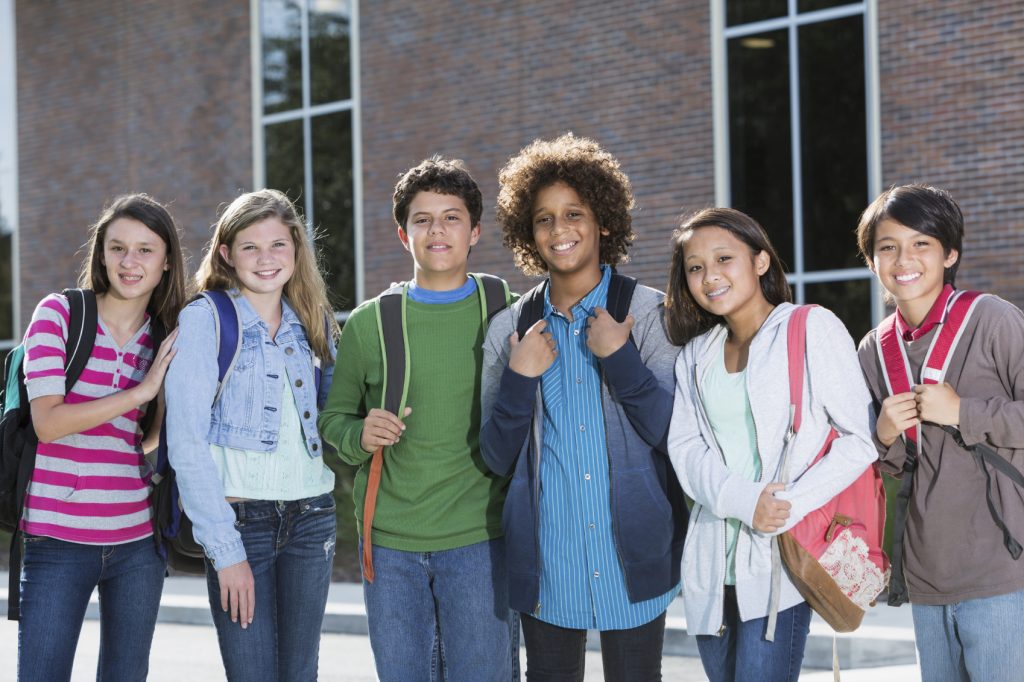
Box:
[1,572,917,669]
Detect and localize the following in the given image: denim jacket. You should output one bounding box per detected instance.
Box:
[165,290,336,568]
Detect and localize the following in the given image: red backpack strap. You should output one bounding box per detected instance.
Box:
[786,305,817,435]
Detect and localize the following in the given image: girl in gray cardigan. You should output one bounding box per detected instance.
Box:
[664,208,877,682]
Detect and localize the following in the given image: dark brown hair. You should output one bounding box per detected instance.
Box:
[665,207,792,346]
[496,132,636,276]
[78,193,187,331]
[393,156,483,230]
[856,184,964,285]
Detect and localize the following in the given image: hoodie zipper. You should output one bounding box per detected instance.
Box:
[691,360,730,635]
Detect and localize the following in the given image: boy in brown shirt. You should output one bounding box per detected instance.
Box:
[856,184,1024,682]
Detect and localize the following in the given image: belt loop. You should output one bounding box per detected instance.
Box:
[235,501,245,523]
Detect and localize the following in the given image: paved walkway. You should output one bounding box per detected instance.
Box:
[1,572,921,680]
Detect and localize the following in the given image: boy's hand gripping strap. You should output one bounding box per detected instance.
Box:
[876,289,985,606]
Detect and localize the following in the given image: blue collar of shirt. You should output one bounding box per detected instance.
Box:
[542,265,611,321]
[226,288,301,334]
[407,276,477,304]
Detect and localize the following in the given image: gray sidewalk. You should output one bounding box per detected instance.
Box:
[1,571,921,680]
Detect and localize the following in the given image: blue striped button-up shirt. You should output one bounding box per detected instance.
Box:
[536,266,676,630]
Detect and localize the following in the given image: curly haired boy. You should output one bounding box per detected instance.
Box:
[480,133,687,681]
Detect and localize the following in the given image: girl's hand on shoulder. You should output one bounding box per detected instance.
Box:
[876,391,919,446]
[752,483,791,533]
[508,320,557,377]
[585,307,635,358]
[136,329,179,402]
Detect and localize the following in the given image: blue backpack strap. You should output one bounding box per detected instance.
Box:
[515,281,548,341]
[198,290,242,403]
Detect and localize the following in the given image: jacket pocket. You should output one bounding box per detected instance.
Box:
[615,468,673,562]
[502,478,535,575]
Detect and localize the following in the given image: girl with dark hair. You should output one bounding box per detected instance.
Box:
[17,194,185,681]
[665,207,877,681]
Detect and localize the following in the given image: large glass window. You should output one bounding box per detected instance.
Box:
[0,0,18,352]
[719,0,878,340]
[258,0,357,313]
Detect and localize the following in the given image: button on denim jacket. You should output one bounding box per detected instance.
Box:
[165,290,336,568]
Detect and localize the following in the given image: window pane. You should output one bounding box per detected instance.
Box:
[728,29,794,270]
[798,0,856,13]
[265,119,305,206]
[805,279,872,342]
[262,0,303,114]
[311,111,354,310]
[0,229,11,339]
[799,16,867,271]
[726,0,787,27]
[309,0,351,105]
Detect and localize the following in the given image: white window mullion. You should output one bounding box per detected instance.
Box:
[351,0,364,305]
[711,0,730,207]
[787,0,805,303]
[300,0,314,232]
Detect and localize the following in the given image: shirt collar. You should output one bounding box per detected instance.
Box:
[227,288,299,332]
[896,283,954,341]
[542,265,612,320]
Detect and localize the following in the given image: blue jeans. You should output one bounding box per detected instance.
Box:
[520,611,666,682]
[205,493,336,682]
[17,534,166,682]
[696,586,811,682]
[361,538,518,682]
[912,588,1024,682]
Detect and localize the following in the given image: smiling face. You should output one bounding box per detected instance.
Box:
[682,226,770,321]
[398,190,480,290]
[218,217,296,301]
[101,218,170,303]
[871,218,959,317]
[531,182,607,280]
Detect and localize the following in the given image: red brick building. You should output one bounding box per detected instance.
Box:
[2,0,1022,348]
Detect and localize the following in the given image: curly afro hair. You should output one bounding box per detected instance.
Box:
[496,133,636,276]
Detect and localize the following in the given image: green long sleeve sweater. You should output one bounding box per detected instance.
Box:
[319,291,508,551]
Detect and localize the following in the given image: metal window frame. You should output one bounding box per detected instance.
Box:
[250,0,362,319]
[712,0,883,323]
[0,0,19,350]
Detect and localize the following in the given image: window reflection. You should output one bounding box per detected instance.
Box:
[309,0,350,105]
[728,29,794,269]
[799,16,867,271]
[265,119,305,207]
[726,0,787,27]
[312,112,354,310]
[262,0,303,114]
[805,279,872,342]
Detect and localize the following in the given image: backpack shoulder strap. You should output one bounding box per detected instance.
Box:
[470,273,512,325]
[375,286,410,416]
[61,288,97,392]
[785,304,816,436]
[606,273,638,323]
[515,281,548,341]
[197,290,242,404]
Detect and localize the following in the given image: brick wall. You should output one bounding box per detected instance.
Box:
[16,0,253,327]
[878,0,1024,304]
[359,0,715,297]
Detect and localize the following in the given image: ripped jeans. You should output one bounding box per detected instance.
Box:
[205,493,337,681]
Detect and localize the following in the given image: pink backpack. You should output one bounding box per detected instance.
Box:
[770,305,889,635]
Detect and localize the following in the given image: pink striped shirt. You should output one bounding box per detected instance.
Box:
[21,293,156,545]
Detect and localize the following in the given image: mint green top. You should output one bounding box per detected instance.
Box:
[701,345,761,585]
[318,291,509,552]
[210,374,335,500]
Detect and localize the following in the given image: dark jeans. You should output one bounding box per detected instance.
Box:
[695,586,811,682]
[520,611,666,682]
[17,535,166,682]
[205,493,336,682]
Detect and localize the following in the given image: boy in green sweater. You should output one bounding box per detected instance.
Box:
[319,157,516,681]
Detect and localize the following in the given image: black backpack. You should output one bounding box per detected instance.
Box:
[515,272,638,340]
[0,289,97,620]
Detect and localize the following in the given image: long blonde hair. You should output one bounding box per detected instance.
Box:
[195,189,339,360]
